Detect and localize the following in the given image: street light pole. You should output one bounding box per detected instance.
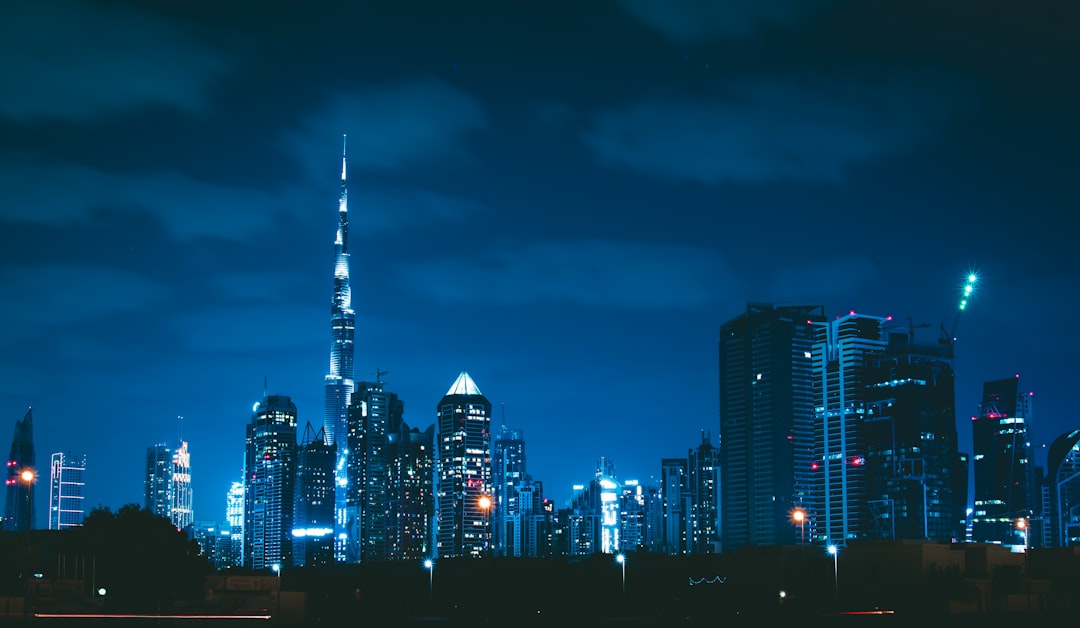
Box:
[19,469,35,531]
[424,559,434,607]
[616,554,626,600]
[827,545,839,610]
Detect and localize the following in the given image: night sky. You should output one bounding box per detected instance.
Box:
[2,0,1077,528]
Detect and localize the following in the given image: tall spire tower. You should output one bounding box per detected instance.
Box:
[325,135,355,561]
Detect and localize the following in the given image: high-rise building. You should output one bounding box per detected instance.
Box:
[389,422,435,561]
[812,312,890,547]
[346,378,402,561]
[3,407,36,531]
[719,304,825,550]
[1043,429,1080,548]
[659,457,688,554]
[324,137,356,562]
[144,441,193,530]
[971,376,1036,546]
[225,480,245,568]
[48,451,86,529]
[244,393,298,570]
[435,371,492,558]
[688,432,720,553]
[491,423,526,557]
[861,326,966,542]
[292,422,335,567]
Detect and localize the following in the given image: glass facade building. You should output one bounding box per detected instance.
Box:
[3,408,36,531]
[244,393,298,570]
[435,371,492,558]
[48,451,86,529]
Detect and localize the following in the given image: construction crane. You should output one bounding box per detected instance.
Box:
[939,272,978,357]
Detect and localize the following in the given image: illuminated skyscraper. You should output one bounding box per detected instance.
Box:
[812,312,889,547]
[491,423,526,556]
[292,422,335,567]
[1044,429,1080,548]
[324,137,356,563]
[719,304,824,549]
[226,480,245,567]
[48,451,86,529]
[244,393,298,570]
[144,441,193,530]
[435,371,492,558]
[971,376,1036,546]
[3,407,35,531]
[688,432,720,553]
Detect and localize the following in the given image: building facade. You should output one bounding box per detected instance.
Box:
[48,451,86,529]
[435,371,492,558]
[1044,429,1080,548]
[144,441,193,530]
[688,432,720,553]
[324,138,356,562]
[292,422,335,567]
[3,408,36,531]
[971,376,1036,546]
[491,423,526,556]
[244,393,298,570]
[719,304,824,549]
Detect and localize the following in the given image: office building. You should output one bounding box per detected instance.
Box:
[688,432,720,553]
[812,311,890,546]
[971,376,1036,546]
[324,138,356,562]
[225,480,244,567]
[861,326,966,542]
[660,457,688,554]
[3,407,36,531]
[244,393,298,570]
[292,422,335,567]
[491,423,526,556]
[435,371,492,558]
[719,304,825,549]
[48,451,86,529]
[346,378,401,561]
[1044,429,1080,547]
[144,441,193,530]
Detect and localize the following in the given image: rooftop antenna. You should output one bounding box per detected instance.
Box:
[263,376,268,397]
[178,415,184,444]
[501,401,506,427]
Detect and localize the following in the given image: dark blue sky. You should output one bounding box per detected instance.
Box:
[2,0,1077,527]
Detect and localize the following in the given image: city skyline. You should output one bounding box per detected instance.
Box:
[1,1,1077,526]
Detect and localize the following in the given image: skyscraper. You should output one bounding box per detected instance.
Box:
[812,312,890,547]
[491,422,526,557]
[347,378,404,561]
[659,457,688,555]
[226,480,245,568]
[324,136,355,562]
[4,408,36,531]
[971,376,1036,546]
[292,422,335,567]
[688,431,720,553]
[144,441,194,530]
[861,326,966,542]
[48,451,86,529]
[718,304,824,549]
[1044,429,1080,548]
[244,393,298,570]
[435,371,492,558]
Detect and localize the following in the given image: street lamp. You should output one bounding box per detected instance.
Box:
[271,563,281,578]
[18,468,35,530]
[424,559,434,606]
[792,508,806,545]
[827,545,839,610]
[615,553,626,600]
[478,495,492,557]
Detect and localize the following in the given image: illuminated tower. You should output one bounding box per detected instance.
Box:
[3,408,36,531]
[491,422,526,556]
[971,376,1036,546]
[292,422,335,567]
[244,393,298,570]
[144,440,193,530]
[324,136,355,562]
[812,312,889,547]
[435,371,492,558]
[48,451,86,529]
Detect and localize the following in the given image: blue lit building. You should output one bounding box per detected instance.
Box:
[435,371,492,558]
[293,422,335,567]
[48,451,86,529]
[3,407,36,531]
[244,393,298,570]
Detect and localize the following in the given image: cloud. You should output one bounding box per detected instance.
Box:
[583,75,963,185]
[0,161,304,242]
[766,256,881,304]
[163,304,323,353]
[617,0,837,44]
[395,240,741,310]
[283,79,488,177]
[0,0,237,121]
[0,264,171,345]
